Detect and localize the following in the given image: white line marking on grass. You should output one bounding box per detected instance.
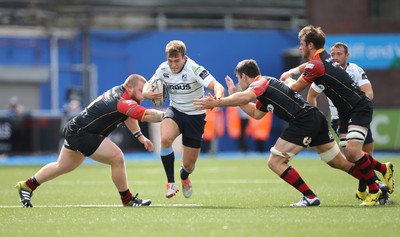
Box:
[0,203,203,208]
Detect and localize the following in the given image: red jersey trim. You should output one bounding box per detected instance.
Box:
[303,51,325,84]
[250,76,270,97]
[117,91,146,121]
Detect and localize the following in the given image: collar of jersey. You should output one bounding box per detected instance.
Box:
[313,48,325,57]
[254,75,262,81]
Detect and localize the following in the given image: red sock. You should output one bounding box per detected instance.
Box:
[119,190,132,205]
[280,166,316,198]
[348,165,363,180]
[365,152,387,175]
[25,176,40,191]
[356,155,379,193]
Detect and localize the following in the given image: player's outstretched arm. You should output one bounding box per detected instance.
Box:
[194,89,255,110]
[142,109,164,123]
[124,117,154,152]
[280,63,307,81]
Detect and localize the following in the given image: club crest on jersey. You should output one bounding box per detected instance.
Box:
[182,74,188,81]
[163,73,169,78]
[267,104,274,113]
[303,137,312,146]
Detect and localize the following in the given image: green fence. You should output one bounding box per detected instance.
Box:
[372,109,400,150]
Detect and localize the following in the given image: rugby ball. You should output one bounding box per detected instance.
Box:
[149,78,168,106]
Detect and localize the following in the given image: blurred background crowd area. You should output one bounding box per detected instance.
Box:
[0,0,399,155]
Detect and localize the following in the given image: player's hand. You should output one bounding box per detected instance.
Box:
[143,87,163,101]
[138,136,154,152]
[279,71,292,81]
[194,94,217,110]
[225,76,236,95]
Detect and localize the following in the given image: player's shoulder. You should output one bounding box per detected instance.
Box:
[185,56,205,74]
[347,62,365,74]
[155,61,170,73]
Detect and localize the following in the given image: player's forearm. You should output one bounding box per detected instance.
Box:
[125,118,141,133]
[239,103,258,119]
[213,84,225,99]
[289,63,307,76]
[143,109,164,122]
[216,92,251,107]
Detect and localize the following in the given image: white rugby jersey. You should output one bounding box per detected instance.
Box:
[150,56,215,115]
[311,62,371,119]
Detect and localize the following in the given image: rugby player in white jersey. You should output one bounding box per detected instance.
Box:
[144,40,225,198]
[306,42,393,201]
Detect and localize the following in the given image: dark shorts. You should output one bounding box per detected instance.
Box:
[164,106,206,148]
[63,122,105,157]
[280,108,334,147]
[338,99,373,135]
[331,118,373,144]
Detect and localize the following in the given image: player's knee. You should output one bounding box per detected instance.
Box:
[110,150,125,166]
[181,164,195,174]
[344,129,366,158]
[267,156,277,171]
[160,136,174,147]
[268,147,294,171]
[338,138,347,149]
[319,144,340,163]
[346,128,366,143]
[270,146,295,161]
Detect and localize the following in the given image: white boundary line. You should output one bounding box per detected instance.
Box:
[0,203,203,208]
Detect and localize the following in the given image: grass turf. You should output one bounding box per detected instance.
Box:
[0,156,399,237]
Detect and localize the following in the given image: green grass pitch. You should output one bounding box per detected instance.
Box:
[1,156,399,237]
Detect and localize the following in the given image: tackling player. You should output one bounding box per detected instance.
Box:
[280,25,394,206]
[194,59,384,206]
[16,74,165,208]
[306,42,391,201]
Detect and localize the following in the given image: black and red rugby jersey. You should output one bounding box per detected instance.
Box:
[71,85,146,136]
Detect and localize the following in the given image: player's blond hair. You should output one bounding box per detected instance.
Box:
[123,74,146,87]
[165,40,186,57]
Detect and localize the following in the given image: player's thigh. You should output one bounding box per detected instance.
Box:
[90,137,124,165]
[160,118,180,146]
[57,146,86,171]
